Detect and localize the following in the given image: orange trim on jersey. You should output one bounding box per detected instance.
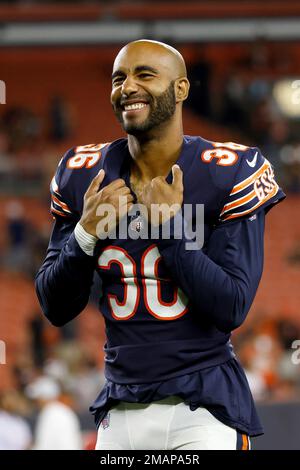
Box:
[51,176,61,197]
[220,189,256,216]
[51,194,72,213]
[230,161,270,196]
[75,142,110,153]
[242,434,249,450]
[66,151,101,170]
[201,147,238,166]
[222,184,279,221]
[50,206,68,217]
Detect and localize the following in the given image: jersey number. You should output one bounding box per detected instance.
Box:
[66,143,109,169]
[98,245,189,321]
[201,141,249,166]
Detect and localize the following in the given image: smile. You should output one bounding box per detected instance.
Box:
[124,103,148,111]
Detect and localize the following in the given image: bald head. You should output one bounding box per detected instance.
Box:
[113,39,187,81]
[111,39,190,136]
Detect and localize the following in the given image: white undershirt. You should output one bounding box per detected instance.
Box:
[74,222,98,256]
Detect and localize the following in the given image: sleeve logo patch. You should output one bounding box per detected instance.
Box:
[246,152,258,168]
[254,166,277,201]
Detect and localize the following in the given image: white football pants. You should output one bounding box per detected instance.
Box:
[95,396,250,450]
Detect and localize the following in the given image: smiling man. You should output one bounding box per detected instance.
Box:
[36,40,285,450]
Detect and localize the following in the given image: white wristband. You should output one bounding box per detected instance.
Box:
[74,222,98,256]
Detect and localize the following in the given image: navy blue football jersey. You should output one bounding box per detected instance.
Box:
[36,136,285,436]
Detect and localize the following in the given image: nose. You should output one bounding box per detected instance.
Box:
[121,75,138,96]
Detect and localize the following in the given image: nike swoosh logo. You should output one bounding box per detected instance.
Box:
[246,151,258,168]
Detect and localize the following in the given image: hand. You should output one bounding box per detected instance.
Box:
[79,169,134,238]
[138,165,183,225]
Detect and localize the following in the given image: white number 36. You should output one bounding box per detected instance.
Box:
[98,245,189,321]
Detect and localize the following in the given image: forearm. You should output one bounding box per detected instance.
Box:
[156,212,265,332]
[35,227,96,327]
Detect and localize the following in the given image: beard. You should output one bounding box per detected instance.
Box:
[114,81,176,136]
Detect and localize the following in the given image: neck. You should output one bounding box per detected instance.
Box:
[127,116,184,181]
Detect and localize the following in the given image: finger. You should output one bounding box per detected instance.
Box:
[117,194,134,205]
[115,186,132,196]
[102,186,131,201]
[120,198,134,210]
[171,164,183,190]
[85,169,105,196]
[151,176,165,188]
[106,178,127,191]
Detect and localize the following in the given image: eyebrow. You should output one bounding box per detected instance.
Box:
[112,65,159,80]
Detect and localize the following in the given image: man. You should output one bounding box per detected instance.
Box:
[25,376,82,450]
[36,40,285,450]
[0,391,32,450]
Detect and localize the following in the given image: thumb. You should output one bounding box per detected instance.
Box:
[86,169,105,196]
[171,164,183,190]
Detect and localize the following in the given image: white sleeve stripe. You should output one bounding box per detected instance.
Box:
[50,176,61,196]
[50,203,69,217]
[51,195,72,214]
[222,184,279,220]
[220,190,256,216]
[230,160,269,196]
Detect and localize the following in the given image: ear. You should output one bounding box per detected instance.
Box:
[175,77,190,102]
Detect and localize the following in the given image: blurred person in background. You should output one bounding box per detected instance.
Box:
[187,45,212,119]
[3,200,30,274]
[235,317,300,403]
[49,95,74,142]
[0,129,14,185]
[0,390,32,450]
[42,340,105,411]
[25,376,82,450]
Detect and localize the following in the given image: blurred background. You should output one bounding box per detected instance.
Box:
[0,0,300,450]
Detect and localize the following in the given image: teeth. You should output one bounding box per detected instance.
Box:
[124,103,147,111]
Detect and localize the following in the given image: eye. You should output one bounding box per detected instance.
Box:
[112,77,125,86]
[138,73,153,79]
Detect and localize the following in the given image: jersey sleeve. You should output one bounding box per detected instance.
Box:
[36,147,96,326]
[219,147,286,223]
[156,210,265,333]
[49,149,76,219]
